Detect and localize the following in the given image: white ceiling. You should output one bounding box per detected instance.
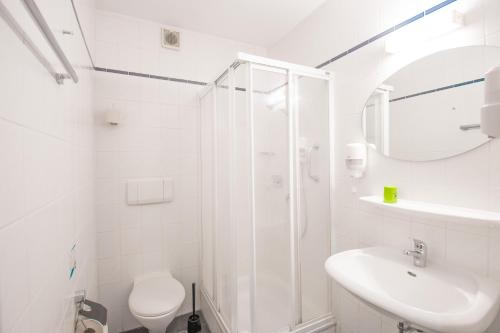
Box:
[96,0,327,47]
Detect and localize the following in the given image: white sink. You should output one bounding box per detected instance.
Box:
[325,247,500,333]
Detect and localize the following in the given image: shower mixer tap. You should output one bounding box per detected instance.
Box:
[307,144,320,182]
[299,142,320,182]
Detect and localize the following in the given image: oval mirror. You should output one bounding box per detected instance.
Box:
[362,46,500,162]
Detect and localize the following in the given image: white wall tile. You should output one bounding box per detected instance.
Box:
[357,210,381,246]
[120,254,143,284]
[98,231,121,259]
[10,309,32,333]
[379,214,411,249]
[98,258,121,284]
[95,41,118,69]
[118,204,141,229]
[0,219,30,333]
[141,218,163,253]
[96,203,119,232]
[96,179,121,205]
[447,228,489,276]
[26,206,62,299]
[23,130,56,212]
[0,121,25,227]
[120,227,142,255]
[143,251,163,272]
[29,274,65,333]
[97,152,119,178]
[0,0,97,330]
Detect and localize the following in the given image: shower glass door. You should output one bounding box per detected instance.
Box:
[199,54,333,333]
[293,74,332,324]
[250,65,291,333]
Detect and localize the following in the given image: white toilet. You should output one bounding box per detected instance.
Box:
[129,272,185,333]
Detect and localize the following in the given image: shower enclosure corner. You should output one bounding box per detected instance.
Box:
[199,53,334,333]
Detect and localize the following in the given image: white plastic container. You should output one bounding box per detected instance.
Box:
[481,66,500,138]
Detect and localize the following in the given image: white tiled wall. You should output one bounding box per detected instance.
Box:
[0,0,97,332]
[94,10,266,82]
[269,0,500,332]
[93,11,266,333]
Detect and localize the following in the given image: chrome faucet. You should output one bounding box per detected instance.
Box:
[404,239,427,267]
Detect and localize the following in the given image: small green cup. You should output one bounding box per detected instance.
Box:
[384,186,398,203]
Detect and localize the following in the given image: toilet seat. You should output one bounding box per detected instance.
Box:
[129,274,185,317]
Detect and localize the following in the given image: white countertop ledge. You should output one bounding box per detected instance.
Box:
[359,196,500,225]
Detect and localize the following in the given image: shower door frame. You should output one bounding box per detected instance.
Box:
[199,53,335,333]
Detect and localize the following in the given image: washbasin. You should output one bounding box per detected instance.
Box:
[325,247,500,333]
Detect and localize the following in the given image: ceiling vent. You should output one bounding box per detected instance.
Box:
[161,28,180,50]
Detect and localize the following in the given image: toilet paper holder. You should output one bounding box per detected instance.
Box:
[75,290,108,328]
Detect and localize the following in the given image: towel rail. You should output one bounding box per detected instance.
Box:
[459,124,481,131]
[21,0,78,83]
[0,1,69,84]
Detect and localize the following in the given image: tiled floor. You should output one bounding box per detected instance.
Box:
[122,311,211,333]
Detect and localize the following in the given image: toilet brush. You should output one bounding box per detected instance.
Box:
[187,283,201,333]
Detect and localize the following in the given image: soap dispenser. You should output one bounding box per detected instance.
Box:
[345,143,367,178]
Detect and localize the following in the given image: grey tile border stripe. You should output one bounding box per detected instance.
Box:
[389,78,485,102]
[425,0,457,15]
[315,0,458,69]
[93,66,208,86]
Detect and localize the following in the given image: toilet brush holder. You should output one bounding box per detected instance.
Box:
[187,283,201,333]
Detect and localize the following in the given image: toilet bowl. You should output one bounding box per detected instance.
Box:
[129,272,185,333]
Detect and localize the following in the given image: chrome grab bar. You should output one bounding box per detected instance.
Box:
[21,0,79,83]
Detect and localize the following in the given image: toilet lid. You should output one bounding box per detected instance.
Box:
[129,276,185,317]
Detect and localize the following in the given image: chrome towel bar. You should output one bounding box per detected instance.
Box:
[459,124,481,131]
[21,0,79,83]
[0,1,68,84]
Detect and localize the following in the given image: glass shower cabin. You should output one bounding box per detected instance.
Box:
[199,53,334,333]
